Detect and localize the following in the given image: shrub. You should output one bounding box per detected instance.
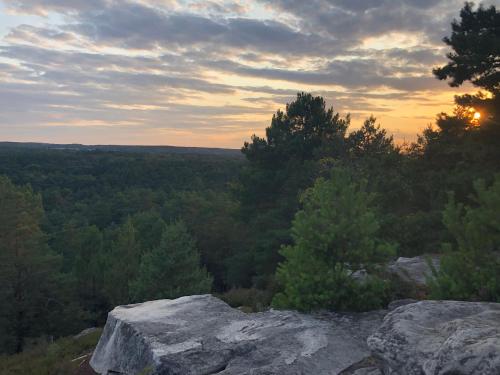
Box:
[429,176,500,301]
[272,168,395,311]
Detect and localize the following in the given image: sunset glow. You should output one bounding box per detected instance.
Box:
[0,0,495,147]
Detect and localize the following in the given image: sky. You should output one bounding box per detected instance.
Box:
[0,0,496,148]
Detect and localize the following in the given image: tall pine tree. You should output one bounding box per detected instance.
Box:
[73,225,107,322]
[0,176,62,353]
[105,217,141,306]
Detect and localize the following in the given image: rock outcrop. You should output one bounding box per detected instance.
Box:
[91,295,500,374]
[90,294,385,375]
[368,300,500,375]
[387,256,439,287]
[353,255,440,289]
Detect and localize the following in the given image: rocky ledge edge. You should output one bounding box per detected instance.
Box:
[90,295,500,375]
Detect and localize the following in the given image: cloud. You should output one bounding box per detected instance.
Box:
[257,0,489,48]
[0,44,236,98]
[66,3,330,55]
[3,0,107,15]
[201,56,445,92]
[0,0,480,146]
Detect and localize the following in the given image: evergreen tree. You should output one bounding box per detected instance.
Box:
[0,176,62,353]
[131,221,212,301]
[131,211,167,253]
[345,118,414,257]
[243,92,349,164]
[402,3,500,258]
[430,175,500,301]
[433,2,499,93]
[73,225,107,322]
[273,169,395,311]
[105,217,142,306]
[346,117,395,158]
[432,2,499,136]
[163,190,250,290]
[238,93,350,285]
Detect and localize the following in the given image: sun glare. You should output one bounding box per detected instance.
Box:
[467,108,481,125]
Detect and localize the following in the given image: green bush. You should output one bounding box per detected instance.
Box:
[272,168,395,312]
[429,176,500,301]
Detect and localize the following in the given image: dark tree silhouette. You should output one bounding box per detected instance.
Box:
[433,2,500,94]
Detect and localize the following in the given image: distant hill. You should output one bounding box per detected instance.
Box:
[0,142,243,158]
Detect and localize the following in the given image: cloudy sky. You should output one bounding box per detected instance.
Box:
[0,0,493,147]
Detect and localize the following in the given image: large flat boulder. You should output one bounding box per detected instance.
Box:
[368,300,500,375]
[90,295,385,375]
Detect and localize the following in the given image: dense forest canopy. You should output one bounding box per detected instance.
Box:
[0,2,499,357]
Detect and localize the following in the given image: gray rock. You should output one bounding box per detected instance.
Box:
[387,299,417,311]
[338,356,383,375]
[368,300,500,375]
[352,368,382,375]
[90,295,386,375]
[351,269,369,282]
[387,256,439,287]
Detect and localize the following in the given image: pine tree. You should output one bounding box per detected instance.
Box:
[430,175,500,301]
[273,168,395,311]
[104,217,141,306]
[131,211,167,252]
[0,176,61,353]
[433,3,499,93]
[73,225,107,321]
[238,93,351,285]
[432,3,499,138]
[131,221,212,302]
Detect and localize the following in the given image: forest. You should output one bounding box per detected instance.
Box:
[0,2,499,360]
